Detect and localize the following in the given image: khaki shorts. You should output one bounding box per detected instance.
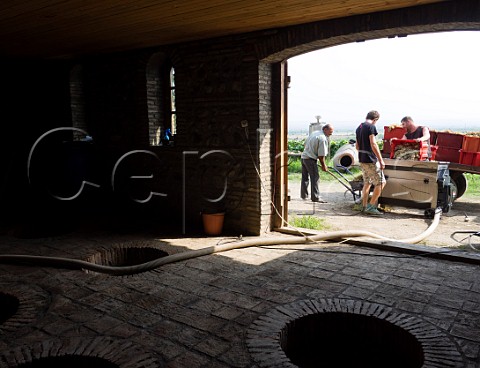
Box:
[360,162,385,186]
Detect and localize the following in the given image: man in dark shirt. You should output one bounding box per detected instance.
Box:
[400,116,430,142]
[391,116,431,159]
[355,110,386,215]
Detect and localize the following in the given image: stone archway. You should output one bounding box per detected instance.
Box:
[257,0,480,229]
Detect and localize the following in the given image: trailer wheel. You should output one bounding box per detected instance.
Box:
[450,172,468,200]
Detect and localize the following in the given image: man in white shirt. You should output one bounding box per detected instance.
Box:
[300,124,334,202]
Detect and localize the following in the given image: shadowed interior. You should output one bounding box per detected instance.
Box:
[0,292,19,325]
[280,312,424,368]
[16,356,119,368]
[87,247,169,268]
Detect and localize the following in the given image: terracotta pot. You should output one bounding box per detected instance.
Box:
[202,213,225,236]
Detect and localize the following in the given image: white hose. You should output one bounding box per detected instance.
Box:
[0,209,441,276]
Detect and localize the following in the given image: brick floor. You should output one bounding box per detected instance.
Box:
[0,230,479,367]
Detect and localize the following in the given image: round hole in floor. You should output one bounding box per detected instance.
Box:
[0,284,50,337]
[16,355,119,368]
[0,292,19,325]
[86,246,168,273]
[1,337,163,367]
[247,299,463,368]
[281,312,423,368]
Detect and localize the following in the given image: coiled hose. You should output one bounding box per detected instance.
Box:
[0,209,441,276]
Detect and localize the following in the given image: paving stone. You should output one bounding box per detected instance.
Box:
[395,300,425,314]
[411,281,440,294]
[195,336,230,357]
[209,290,262,310]
[1,233,479,367]
[62,325,98,338]
[308,268,334,279]
[424,316,456,332]
[463,300,480,315]
[384,276,414,288]
[83,315,124,334]
[106,322,140,338]
[374,283,406,297]
[450,323,480,342]
[361,272,390,282]
[212,305,246,320]
[367,293,396,306]
[110,304,161,328]
[166,350,210,368]
[341,285,374,299]
[340,265,368,277]
[218,343,252,368]
[190,298,226,314]
[423,305,459,328]
[63,305,105,323]
[299,278,346,293]
[402,289,432,303]
[168,305,227,333]
[37,315,74,336]
[455,338,480,360]
[430,293,465,310]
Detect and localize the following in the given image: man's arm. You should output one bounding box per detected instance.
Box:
[316,136,329,172]
[415,127,430,142]
[369,134,385,170]
[318,156,328,172]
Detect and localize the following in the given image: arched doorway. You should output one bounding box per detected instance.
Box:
[263,1,480,228]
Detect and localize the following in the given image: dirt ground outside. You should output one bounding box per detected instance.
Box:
[288,178,480,250]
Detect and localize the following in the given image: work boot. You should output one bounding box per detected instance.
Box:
[364,204,383,216]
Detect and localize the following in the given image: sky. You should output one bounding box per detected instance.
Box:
[288,31,480,132]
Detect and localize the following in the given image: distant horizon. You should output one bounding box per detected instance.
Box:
[287,31,480,133]
[288,120,479,134]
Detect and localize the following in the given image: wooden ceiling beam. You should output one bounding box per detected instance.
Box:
[0,0,446,59]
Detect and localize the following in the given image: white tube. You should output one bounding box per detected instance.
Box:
[0,210,441,276]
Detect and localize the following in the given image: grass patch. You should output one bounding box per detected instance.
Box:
[287,157,361,182]
[289,172,302,181]
[465,173,480,198]
[289,215,329,230]
[288,158,302,173]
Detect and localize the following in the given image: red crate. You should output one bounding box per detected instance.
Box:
[474,153,480,167]
[429,130,437,145]
[390,139,428,160]
[435,147,461,163]
[384,126,406,140]
[460,150,475,165]
[430,145,437,160]
[382,140,391,154]
[462,135,480,152]
[436,132,464,149]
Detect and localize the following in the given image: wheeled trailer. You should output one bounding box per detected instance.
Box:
[447,162,480,200]
[379,158,453,218]
[382,127,480,201]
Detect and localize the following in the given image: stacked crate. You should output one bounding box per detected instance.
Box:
[382,126,406,155]
[390,139,429,161]
[460,135,480,166]
[434,131,464,163]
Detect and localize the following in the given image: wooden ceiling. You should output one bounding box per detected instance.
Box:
[0,0,445,59]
